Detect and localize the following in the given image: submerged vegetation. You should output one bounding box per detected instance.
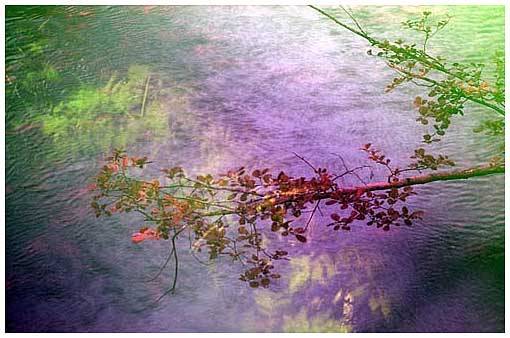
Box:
[8,60,196,155]
[38,65,168,153]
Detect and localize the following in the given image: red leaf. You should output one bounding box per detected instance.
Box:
[131,233,145,244]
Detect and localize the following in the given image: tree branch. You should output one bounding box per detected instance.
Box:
[319,164,504,197]
[309,5,505,116]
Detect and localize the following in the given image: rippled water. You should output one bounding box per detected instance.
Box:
[5,5,504,332]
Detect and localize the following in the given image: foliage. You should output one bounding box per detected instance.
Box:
[311,6,505,145]
[375,12,504,142]
[90,144,459,293]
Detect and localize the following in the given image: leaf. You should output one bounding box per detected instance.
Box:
[263,174,272,184]
[295,234,307,243]
[413,96,423,108]
[277,171,289,182]
[410,210,425,219]
[131,233,145,244]
[356,214,365,220]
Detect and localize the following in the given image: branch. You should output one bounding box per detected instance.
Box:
[320,164,504,197]
[388,63,505,116]
[309,5,505,116]
[309,5,377,44]
[93,150,503,294]
[293,152,318,173]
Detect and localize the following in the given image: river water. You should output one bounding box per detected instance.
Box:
[5,5,504,332]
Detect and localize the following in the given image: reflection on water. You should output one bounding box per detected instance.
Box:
[245,244,399,332]
[5,5,504,332]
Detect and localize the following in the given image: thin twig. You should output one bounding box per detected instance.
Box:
[155,228,184,301]
[156,232,179,301]
[317,204,324,217]
[331,153,371,185]
[140,75,151,117]
[340,5,367,36]
[309,5,377,44]
[304,201,320,231]
[293,152,318,173]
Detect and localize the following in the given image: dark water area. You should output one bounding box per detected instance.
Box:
[5,5,504,332]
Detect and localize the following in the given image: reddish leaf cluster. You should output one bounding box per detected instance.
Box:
[91,146,427,289]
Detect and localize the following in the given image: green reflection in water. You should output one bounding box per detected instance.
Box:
[245,245,401,332]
